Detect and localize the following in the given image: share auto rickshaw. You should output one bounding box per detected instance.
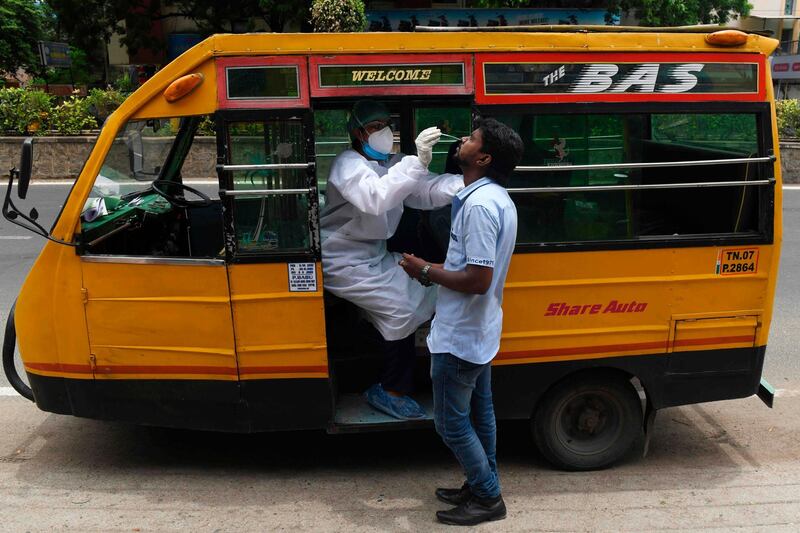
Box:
[3,27,780,470]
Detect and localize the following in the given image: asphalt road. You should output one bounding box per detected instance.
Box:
[0,182,798,531]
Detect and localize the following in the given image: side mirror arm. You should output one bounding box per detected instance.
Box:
[3,167,77,247]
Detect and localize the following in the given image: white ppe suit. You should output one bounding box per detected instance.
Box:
[320,149,464,341]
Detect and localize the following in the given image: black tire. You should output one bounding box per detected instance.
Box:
[3,303,34,402]
[532,372,642,471]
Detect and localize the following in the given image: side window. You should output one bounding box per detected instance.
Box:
[225,116,314,256]
[80,115,220,257]
[413,106,472,174]
[88,118,174,199]
[490,110,767,246]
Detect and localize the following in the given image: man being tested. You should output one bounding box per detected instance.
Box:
[400,118,522,526]
[320,100,463,420]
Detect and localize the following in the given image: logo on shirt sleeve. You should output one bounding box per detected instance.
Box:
[468,257,495,267]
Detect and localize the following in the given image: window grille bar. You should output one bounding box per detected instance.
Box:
[507,179,774,194]
[514,156,774,173]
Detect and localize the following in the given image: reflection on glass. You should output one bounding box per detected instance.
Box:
[226,67,299,99]
[492,112,762,244]
[227,119,310,253]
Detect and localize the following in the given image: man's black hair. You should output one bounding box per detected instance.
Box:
[476,118,524,187]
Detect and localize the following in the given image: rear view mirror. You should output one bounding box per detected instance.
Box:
[17,138,33,200]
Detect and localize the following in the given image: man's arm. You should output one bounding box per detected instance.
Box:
[400,255,492,295]
[333,154,429,216]
[400,203,500,295]
[403,173,464,210]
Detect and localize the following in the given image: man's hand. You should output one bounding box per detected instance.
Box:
[415,127,442,168]
[399,253,427,280]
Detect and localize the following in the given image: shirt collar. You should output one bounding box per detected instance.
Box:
[455,177,493,202]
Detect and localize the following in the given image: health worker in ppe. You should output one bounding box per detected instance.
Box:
[320,100,464,420]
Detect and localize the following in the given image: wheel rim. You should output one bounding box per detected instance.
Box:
[554,389,624,456]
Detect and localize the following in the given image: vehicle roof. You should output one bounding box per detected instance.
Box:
[203,30,778,57]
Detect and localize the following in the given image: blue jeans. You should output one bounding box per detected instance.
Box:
[431,352,500,499]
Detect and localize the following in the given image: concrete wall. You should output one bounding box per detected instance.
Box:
[780,141,800,183]
[3,135,799,184]
[0,136,217,181]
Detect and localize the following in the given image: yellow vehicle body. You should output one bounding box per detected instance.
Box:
[6,28,781,468]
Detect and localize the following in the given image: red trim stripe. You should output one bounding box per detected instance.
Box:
[496,335,754,362]
[25,335,755,376]
[497,340,668,361]
[673,335,754,347]
[95,365,238,376]
[239,365,328,375]
[25,362,93,374]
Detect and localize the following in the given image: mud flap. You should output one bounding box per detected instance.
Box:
[642,399,658,458]
[757,377,775,408]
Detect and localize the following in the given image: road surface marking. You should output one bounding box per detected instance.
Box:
[0,387,20,397]
[0,236,32,240]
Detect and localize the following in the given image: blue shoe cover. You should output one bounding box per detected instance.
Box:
[364,383,427,420]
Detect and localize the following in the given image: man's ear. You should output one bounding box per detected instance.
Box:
[352,127,367,143]
[476,153,492,169]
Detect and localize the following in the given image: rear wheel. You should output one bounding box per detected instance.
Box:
[532,372,642,471]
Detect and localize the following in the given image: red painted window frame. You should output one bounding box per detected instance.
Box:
[309,54,473,97]
[475,52,767,104]
[217,56,309,109]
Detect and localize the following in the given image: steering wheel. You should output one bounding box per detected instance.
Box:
[151,180,212,208]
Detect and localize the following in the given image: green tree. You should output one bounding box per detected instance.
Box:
[611,0,752,26]
[0,0,46,78]
[47,0,311,61]
[468,1,752,26]
[311,0,367,32]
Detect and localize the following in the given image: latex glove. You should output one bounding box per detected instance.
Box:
[415,127,442,168]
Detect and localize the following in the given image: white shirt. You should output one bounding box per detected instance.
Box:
[427,177,518,364]
[320,149,464,341]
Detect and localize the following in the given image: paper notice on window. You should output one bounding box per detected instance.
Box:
[288,263,317,292]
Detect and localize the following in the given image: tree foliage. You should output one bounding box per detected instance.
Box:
[611,0,752,26]
[46,0,311,59]
[0,0,46,78]
[311,0,367,32]
[468,0,752,26]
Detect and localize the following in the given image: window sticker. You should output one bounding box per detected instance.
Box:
[288,263,317,292]
[484,62,758,95]
[318,63,465,88]
[716,248,759,276]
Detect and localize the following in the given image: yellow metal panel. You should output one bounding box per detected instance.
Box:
[672,315,758,353]
[209,32,778,56]
[81,261,237,380]
[131,58,217,120]
[227,263,328,379]
[497,245,775,366]
[16,243,91,379]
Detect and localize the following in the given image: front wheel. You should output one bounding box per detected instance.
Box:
[3,303,34,401]
[532,372,642,471]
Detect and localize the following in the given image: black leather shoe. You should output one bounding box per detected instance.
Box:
[436,494,507,526]
[435,482,471,506]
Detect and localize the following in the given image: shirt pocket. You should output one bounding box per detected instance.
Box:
[445,229,465,267]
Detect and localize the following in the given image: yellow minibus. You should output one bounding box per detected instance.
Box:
[2,27,781,470]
